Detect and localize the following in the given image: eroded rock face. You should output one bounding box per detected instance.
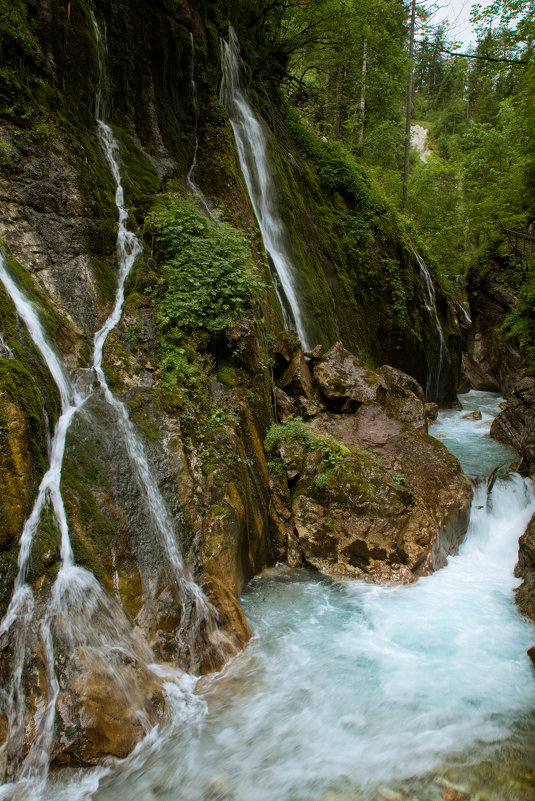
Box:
[491,373,535,476]
[281,351,315,400]
[515,512,535,624]
[268,340,472,583]
[0,397,34,548]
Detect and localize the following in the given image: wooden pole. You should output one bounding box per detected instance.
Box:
[403,0,416,211]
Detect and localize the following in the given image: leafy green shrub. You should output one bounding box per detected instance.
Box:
[501,264,535,372]
[147,195,263,340]
[265,417,350,473]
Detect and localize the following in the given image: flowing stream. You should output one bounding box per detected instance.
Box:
[34,392,535,801]
[220,27,313,350]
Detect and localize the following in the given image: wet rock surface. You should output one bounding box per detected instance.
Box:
[491,373,535,476]
[465,259,523,392]
[313,342,387,411]
[515,511,535,623]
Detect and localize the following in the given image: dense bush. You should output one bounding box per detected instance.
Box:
[148,195,263,341]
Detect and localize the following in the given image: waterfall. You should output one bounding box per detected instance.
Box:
[413,250,449,402]
[90,9,109,121]
[0,14,230,788]
[0,257,83,586]
[220,26,313,350]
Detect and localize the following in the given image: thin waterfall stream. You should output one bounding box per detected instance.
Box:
[220,27,314,350]
[186,34,213,218]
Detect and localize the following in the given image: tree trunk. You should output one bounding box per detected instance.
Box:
[333,63,346,139]
[357,37,368,153]
[403,0,416,211]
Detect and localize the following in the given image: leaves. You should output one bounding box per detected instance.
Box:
[148,195,263,339]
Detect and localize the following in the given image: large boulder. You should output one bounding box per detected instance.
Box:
[268,341,472,584]
[313,342,386,411]
[281,351,315,400]
[288,411,472,583]
[376,364,426,431]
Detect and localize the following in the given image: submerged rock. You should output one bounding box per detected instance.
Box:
[462,410,482,421]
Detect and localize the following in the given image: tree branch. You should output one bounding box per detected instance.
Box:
[440,46,529,65]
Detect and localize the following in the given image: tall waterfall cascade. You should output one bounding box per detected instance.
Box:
[89,13,224,668]
[220,26,313,350]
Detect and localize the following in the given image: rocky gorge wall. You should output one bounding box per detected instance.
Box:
[0,0,470,774]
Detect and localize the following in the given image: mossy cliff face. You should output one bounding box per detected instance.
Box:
[465,256,523,392]
[0,0,464,773]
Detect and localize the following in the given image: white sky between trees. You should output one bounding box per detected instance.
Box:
[426,0,496,47]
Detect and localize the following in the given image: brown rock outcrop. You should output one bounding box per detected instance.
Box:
[269,340,472,581]
[313,342,386,411]
[377,364,426,431]
[0,397,34,548]
[515,512,535,624]
[465,259,523,392]
[281,351,315,400]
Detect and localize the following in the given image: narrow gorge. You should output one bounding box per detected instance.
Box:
[0,1,534,799]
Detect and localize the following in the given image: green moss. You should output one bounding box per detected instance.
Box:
[128,393,160,443]
[28,502,60,587]
[216,364,238,388]
[0,360,49,498]
[112,125,160,221]
[60,428,118,583]
[210,504,227,517]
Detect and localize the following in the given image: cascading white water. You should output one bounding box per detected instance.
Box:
[0,18,225,791]
[220,27,313,350]
[0,333,14,358]
[0,252,89,790]
[0,257,83,583]
[413,250,449,401]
